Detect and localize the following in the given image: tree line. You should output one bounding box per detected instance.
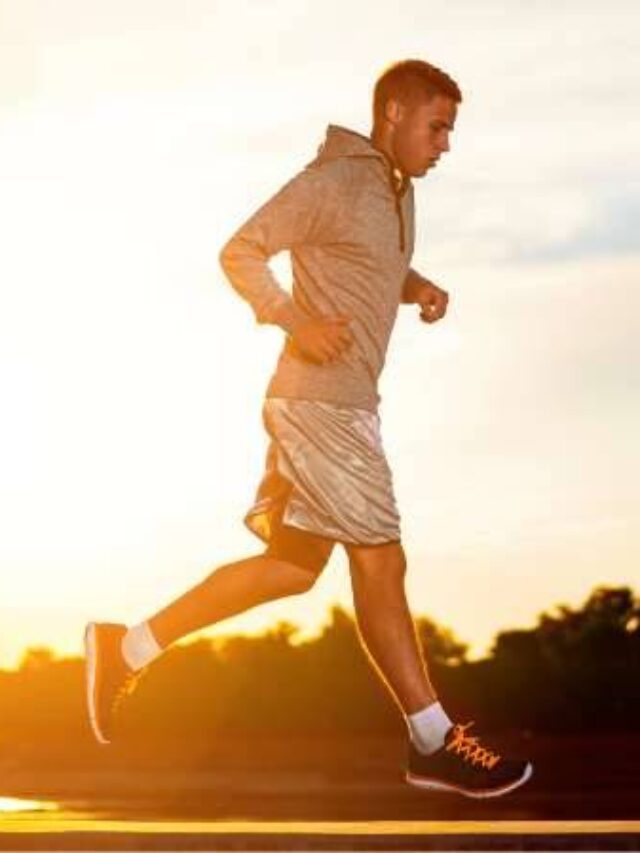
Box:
[0,584,637,757]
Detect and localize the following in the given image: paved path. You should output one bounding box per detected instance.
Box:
[1,818,639,850]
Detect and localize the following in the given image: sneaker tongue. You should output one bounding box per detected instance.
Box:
[443,725,457,745]
[444,723,473,745]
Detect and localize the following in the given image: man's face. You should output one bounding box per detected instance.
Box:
[391,94,457,177]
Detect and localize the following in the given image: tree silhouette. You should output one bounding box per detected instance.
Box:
[0,584,637,765]
[486,585,640,731]
[415,615,469,666]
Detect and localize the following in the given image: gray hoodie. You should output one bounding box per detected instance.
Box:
[219,124,416,413]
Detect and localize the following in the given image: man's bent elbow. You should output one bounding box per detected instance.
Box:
[218,241,234,277]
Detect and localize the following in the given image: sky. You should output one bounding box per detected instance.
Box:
[0,0,638,669]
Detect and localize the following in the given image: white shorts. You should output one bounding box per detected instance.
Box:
[244,397,402,546]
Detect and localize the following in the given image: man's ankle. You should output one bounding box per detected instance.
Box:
[121,621,163,671]
[406,700,454,755]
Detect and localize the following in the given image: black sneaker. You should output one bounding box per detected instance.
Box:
[406,721,533,798]
[84,622,145,745]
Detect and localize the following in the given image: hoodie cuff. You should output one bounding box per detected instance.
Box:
[267,299,309,335]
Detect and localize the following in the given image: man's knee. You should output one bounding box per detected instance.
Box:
[345,539,407,583]
[263,522,335,592]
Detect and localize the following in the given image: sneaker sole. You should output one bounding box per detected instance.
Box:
[406,761,533,799]
[84,622,110,746]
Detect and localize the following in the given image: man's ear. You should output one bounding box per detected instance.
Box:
[383,96,404,126]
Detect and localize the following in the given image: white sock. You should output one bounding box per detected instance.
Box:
[121,621,163,672]
[406,700,454,755]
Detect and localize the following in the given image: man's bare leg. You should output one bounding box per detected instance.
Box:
[345,540,437,714]
[85,547,331,744]
[344,540,535,797]
[147,553,320,649]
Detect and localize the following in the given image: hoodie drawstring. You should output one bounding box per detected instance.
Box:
[393,192,406,253]
[390,168,406,253]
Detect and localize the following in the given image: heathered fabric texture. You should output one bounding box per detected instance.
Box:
[245,396,402,545]
[219,124,416,413]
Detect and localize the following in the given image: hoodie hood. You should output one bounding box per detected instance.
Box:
[312,124,410,251]
[314,124,407,188]
[315,124,381,161]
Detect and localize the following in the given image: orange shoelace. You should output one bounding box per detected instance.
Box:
[113,668,146,714]
[446,721,501,769]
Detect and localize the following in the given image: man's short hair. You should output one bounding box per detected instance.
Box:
[373,59,462,124]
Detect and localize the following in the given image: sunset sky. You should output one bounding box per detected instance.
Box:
[0,0,638,669]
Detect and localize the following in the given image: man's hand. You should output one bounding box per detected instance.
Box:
[415,278,449,324]
[288,315,354,365]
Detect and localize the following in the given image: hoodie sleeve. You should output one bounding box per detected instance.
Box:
[218,160,346,334]
[401,267,424,303]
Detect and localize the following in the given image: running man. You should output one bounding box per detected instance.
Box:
[85,59,533,798]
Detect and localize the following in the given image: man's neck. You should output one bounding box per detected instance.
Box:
[370,126,396,164]
[370,126,407,191]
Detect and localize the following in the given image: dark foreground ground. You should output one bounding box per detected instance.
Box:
[1,818,639,852]
[1,733,639,822]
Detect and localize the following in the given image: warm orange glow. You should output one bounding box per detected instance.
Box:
[0,2,637,671]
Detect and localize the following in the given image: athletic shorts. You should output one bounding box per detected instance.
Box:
[244,397,402,558]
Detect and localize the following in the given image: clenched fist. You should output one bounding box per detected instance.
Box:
[416,280,449,323]
[289,315,354,365]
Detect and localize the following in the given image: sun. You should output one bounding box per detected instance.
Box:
[0,797,59,814]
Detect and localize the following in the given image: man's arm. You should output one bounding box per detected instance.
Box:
[401,267,450,323]
[219,160,344,335]
[400,267,427,304]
